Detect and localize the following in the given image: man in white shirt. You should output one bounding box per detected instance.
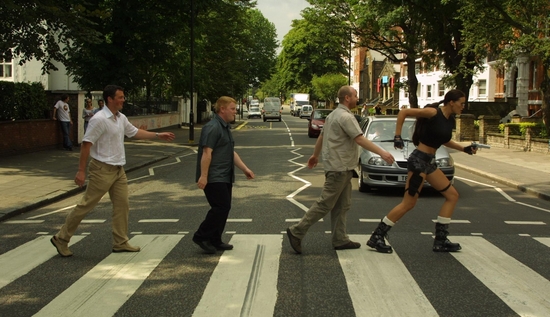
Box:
[50,85,176,257]
[52,94,73,151]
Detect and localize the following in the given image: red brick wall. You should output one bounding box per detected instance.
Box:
[0,119,73,156]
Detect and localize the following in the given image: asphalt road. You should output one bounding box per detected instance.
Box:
[1,113,550,317]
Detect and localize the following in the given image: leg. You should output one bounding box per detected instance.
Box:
[109,167,134,250]
[55,160,114,253]
[290,171,350,239]
[194,183,232,244]
[330,171,357,247]
[60,121,72,149]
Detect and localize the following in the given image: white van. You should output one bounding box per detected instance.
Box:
[300,105,313,119]
[262,97,282,122]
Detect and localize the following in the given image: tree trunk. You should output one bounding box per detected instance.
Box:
[406,54,419,108]
[541,63,550,135]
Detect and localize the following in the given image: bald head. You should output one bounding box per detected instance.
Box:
[337,86,357,108]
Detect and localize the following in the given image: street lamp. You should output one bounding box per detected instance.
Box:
[188,0,195,144]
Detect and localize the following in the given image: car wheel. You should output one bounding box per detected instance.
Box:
[278,118,281,122]
[308,131,314,138]
[358,164,371,192]
[263,118,266,122]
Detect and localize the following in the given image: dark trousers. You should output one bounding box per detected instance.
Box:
[60,121,73,149]
[194,182,232,245]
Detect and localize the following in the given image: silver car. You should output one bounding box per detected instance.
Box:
[356,116,454,192]
[247,106,262,119]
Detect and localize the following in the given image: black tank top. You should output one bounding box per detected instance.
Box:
[418,107,455,149]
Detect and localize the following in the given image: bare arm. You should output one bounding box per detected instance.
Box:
[395,108,437,136]
[234,151,254,179]
[74,142,92,187]
[443,140,477,154]
[355,135,395,164]
[307,133,324,168]
[133,129,175,141]
[52,108,57,120]
[197,147,212,189]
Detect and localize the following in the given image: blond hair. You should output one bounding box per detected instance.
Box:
[214,96,237,113]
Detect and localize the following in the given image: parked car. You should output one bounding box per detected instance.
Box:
[355,116,455,192]
[307,109,333,138]
[247,106,262,119]
[300,105,313,119]
[262,97,282,122]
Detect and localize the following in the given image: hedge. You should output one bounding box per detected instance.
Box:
[0,82,49,121]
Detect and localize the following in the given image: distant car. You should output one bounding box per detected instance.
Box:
[250,99,260,107]
[247,106,261,119]
[300,105,313,119]
[262,97,282,122]
[293,105,302,117]
[355,116,454,192]
[308,109,333,138]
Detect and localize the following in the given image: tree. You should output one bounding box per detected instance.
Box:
[0,0,103,73]
[459,0,550,132]
[311,73,348,108]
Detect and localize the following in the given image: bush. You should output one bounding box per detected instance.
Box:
[499,122,548,138]
[0,82,48,121]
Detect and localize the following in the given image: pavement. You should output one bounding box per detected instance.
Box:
[1,122,549,221]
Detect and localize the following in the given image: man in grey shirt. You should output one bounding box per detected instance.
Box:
[286,86,394,253]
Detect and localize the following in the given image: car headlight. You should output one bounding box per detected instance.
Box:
[367,157,392,166]
[312,124,319,129]
[436,158,453,167]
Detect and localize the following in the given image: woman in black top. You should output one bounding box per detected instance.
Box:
[367,89,478,253]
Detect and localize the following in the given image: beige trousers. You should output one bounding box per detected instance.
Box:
[56,159,130,248]
[289,171,353,247]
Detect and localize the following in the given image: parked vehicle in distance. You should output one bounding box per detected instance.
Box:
[308,109,333,138]
[355,116,455,192]
[290,93,309,116]
[300,105,313,119]
[262,97,282,122]
[247,106,262,119]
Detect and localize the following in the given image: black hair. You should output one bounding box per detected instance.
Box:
[412,89,465,146]
[60,94,69,101]
[103,85,124,104]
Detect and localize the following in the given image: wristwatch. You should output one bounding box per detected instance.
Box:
[155,132,159,138]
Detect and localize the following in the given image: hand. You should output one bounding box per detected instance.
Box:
[307,155,318,169]
[394,135,404,149]
[380,151,395,165]
[243,168,255,179]
[74,171,86,187]
[158,132,176,141]
[463,145,477,155]
[197,176,207,189]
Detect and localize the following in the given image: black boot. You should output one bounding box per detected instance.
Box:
[367,221,393,253]
[433,223,461,252]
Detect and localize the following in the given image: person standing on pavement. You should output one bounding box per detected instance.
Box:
[52,94,73,151]
[193,96,255,254]
[93,99,105,114]
[286,86,395,254]
[82,98,94,133]
[367,89,476,254]
[50,85,176,257]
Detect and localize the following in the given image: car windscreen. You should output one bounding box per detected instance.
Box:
[366,120,415,141]
[250,107,260,112]
[313,110,332,119]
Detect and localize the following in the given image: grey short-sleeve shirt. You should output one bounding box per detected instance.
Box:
[320,104,363,171]
[195,114,235,183]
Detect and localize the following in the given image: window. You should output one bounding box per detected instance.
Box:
[438,81,445,96]
[0,57,12,78]
[478,80,487,96]
[427,85,432,98]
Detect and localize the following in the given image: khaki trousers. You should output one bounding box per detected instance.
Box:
[290,171,353,247]
[56,159,130,248]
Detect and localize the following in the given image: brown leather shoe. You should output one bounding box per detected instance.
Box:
[334,241,361,250]
[112,243,141,253]
[51,236,73,257]
[286,228,302,254]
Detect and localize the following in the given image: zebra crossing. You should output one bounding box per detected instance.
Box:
[0,233,549,316]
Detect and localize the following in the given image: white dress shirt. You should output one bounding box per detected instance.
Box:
[83,106,138,166]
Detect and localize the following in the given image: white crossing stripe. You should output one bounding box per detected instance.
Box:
[504,221,546,225]
[534,237,550,248]
[34,234,183,317]
[338,235,438,317]
[192,234,282,317]
[451,236,550,316]
[0,235,86,289]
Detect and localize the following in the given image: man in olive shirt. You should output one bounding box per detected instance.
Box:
[286,86,394,254]
[193,96,255,254]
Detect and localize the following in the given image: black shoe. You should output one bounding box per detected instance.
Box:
[433,223,461,252]
[334,241,361,250]
[213,242,233,251]
[193,238,216,254]
[367,221,393,254]
[286,228,302,254]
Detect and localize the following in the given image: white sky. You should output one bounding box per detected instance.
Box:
[255,0,310,52]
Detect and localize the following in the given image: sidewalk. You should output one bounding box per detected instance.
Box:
[1,127,549,221]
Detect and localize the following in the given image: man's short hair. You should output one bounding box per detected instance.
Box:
[337,86,353,103]
[214,96,236,113]
[103,85,124,103]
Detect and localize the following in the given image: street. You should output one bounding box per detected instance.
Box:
[1,113,550,317]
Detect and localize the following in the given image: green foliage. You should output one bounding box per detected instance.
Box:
[311,73,347,105]
[499,122,549,138]
[0,82,48,121]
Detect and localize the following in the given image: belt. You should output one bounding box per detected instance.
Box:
[92,158,123,168]
[412,149,436,164]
